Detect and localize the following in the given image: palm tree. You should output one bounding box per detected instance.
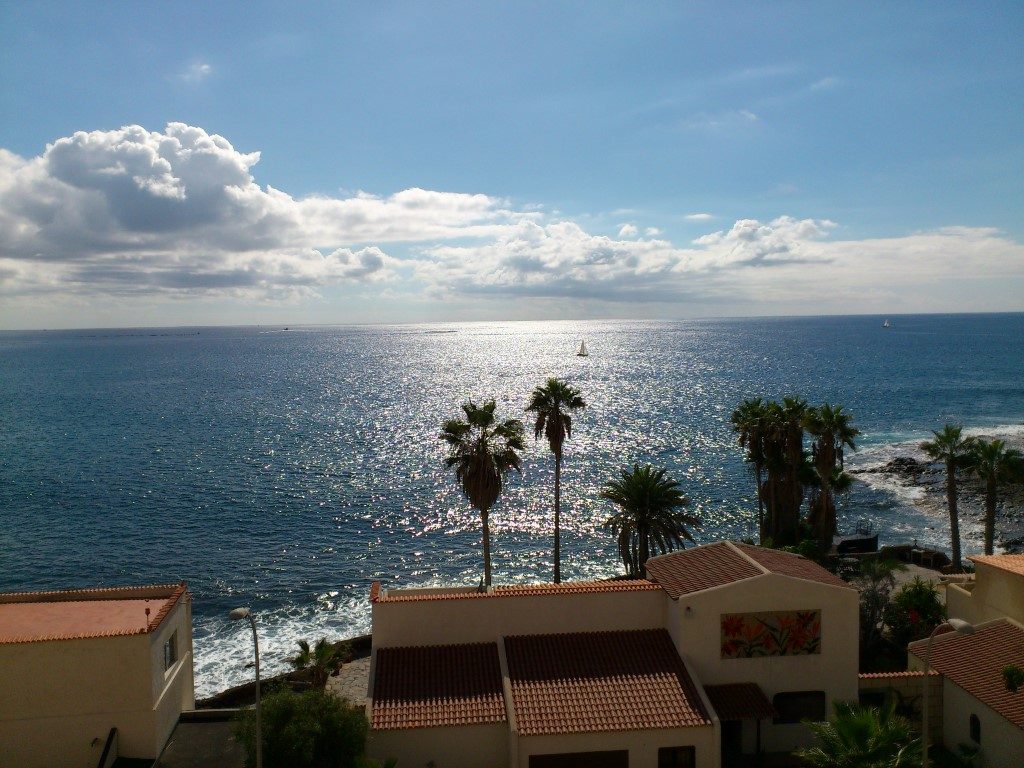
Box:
[920,425,976,571]
[854,558,907,656]
[969,438,1024,555]
[601,464,699,577]
[526,378,586,584]
[291,638,345,688]
[730,398,768,538]
[797,700,921,768]
[440,400,525,586]
[804,403,860,549]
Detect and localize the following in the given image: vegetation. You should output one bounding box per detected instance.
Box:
[882,577,945,652]
[804,404,860,549]
[968,438,1024,555]
[731,397,859,548]
[920,425,975,571]
[601,464,698,577]
[440,400,525,586]
[526,378,586,583]
[291,638,347,689]
[235,688,370,768]
[1004,664,1024,693]
[855,558,907,658]
[797,700,921,768]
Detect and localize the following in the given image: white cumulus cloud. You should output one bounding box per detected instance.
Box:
[618,223,639,238]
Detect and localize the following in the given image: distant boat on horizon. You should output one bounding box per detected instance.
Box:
[576,340,589,357]
[883,319,892,328]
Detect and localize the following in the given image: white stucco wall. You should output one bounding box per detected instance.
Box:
[517,725,719,768]
[368,722,509,768]
[664,573,859,753]
[941,681,1024,768]
[372,588,666,648]
[0,597,194,768]
[947,564,1024,626]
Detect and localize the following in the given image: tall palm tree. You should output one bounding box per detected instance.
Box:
[601,464,699,577]
[804,403,860,549]
[730,398,768,538]
[526,378,586,583]
[797,700,921,768]
[920,424,975,571]
[969,438,1024,555]
[440,400,525,586]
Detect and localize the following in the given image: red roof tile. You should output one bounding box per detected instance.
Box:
[371,643,506,730]
[375,580,660,603]
[704,683,777,720]
[734,543,852,590]
[969,554,1024,577]
[909,619,1024,729]
[858,670,939,679]
[504,629,711,736]
[0,583,188,644]
[644,542,851,599]
[645,542,762,599]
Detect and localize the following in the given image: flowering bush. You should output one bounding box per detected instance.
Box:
[882,577,945,651]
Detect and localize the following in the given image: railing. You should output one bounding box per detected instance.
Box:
[96,727,117,768]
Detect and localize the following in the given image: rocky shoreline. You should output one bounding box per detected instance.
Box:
[851,428,1024,553]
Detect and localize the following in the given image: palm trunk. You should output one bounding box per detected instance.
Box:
[819,473,832,549]
[984,477,996,556]
[755,461,765,541]
[553,450,562,583]
[482,509,492,587]
[947,460,963,571]
[638,524,649,577]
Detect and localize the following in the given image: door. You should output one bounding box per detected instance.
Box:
[530,750,629,768]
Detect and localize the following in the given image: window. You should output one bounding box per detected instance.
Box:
[773,691,827,724]
[969,714,981,744]
[658,746,696,768]
[163,631,178,671]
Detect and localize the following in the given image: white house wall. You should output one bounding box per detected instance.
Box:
[941,681,1024,768]
[369,722,509,768]
[517,725,720,768]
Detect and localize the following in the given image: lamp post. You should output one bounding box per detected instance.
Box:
[921,618,974,768]
[230,607,261,768]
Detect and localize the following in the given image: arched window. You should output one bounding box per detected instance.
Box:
[969,713,981,744]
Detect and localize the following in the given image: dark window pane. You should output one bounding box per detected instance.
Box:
[658,746,696,768]
[969,714,981,744]
[773,691,827,723]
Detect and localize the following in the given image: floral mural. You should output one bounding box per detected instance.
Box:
[720,609,821,658]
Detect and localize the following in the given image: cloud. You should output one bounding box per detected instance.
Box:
[685,213,714,221]
[809,76,840,91]
[645,227,662,236]
[679,109,760,131]
[179,62,213,83]
[617,223,638,237]
[0,123,523,298]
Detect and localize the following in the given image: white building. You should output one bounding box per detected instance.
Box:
[365,541,859,768]
[0,583,195,768]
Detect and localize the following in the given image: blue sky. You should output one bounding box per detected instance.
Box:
[1,1,1022,328]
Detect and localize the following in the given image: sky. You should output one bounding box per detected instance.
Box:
[1,1,1022,329]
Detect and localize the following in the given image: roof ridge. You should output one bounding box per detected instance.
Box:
[727,541,771,575]
[504,627,666,641]
[0,583,184,603]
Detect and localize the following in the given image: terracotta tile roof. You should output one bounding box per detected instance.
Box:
[373,579,661,603]
[969,554,1024,577]
[645,542,762,598]
[704,683,778,720]
[371,643,506,730]
[733,543,853,590]
[858,670,939,679]
[909,619,1024,729]
[0,583,188,644]
[504,629,711,736]
[644,541,851,599]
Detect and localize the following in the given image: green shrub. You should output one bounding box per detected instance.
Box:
[235,688,369,768]
[882,577,945,651]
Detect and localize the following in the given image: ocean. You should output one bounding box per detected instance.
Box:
[1,314,1022,696]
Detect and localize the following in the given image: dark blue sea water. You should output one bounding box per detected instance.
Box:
[1,314,1022,695]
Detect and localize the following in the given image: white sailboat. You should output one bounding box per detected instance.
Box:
[883,319,892,328]
[576,340,589,357]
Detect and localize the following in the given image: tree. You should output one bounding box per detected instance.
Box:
[882,577,945,653]
[854,558,907,657]
[440,400,525,586]
[797,700,921,768]
[804,403,860,549]
[526,378,586,583]
[601,464,699,577]
[235,688,369,768]
[968,438,1024,555]
[731,398,768,537]
[291,638,346,689]
[920,425,976,570]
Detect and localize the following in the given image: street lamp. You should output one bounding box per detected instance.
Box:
[922,618,974,768]
[230,607,262,768]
